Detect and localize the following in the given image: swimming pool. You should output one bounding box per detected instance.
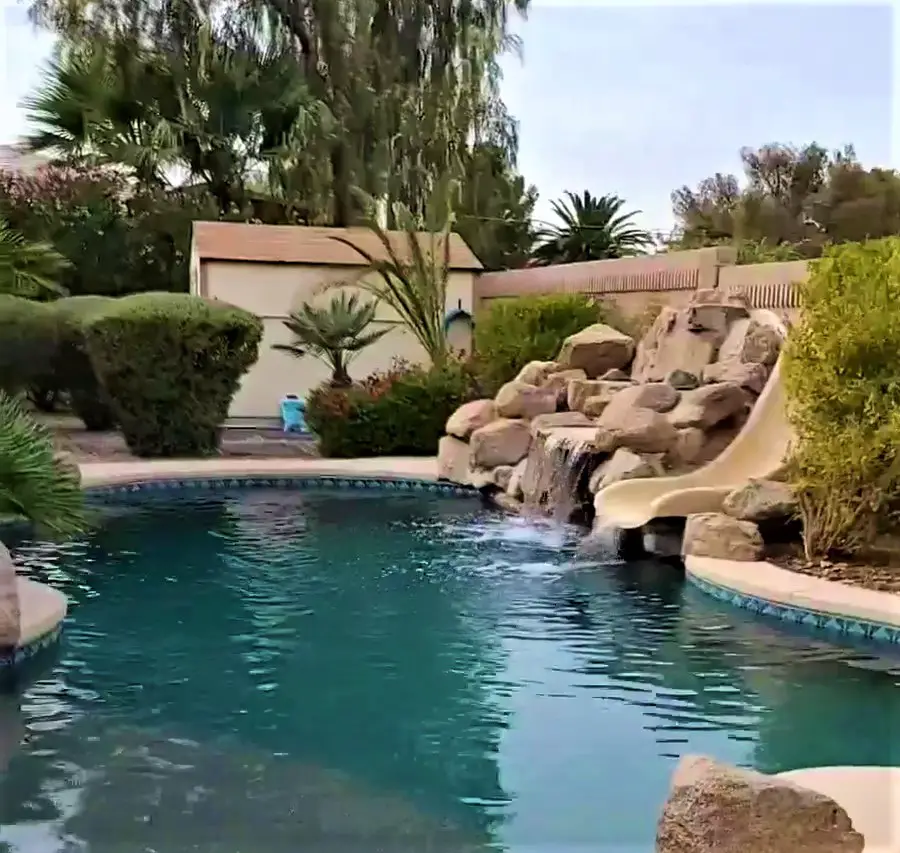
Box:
[2,485,898,852]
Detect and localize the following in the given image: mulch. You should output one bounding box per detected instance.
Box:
[766,543,900,594]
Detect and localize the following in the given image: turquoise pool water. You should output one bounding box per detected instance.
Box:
[2,487,899,853]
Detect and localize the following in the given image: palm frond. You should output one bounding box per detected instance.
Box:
[0,219,70,298]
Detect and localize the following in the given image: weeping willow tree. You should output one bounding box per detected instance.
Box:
[26,0,531,227]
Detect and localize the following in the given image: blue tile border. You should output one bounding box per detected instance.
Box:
[686,572,900,646]
[1,624,63,671]
[84,475,478,500]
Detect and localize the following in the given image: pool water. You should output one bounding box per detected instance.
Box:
[2,487,899,853]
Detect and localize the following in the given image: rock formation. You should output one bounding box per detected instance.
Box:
[656,755,865,853]
[0,543,20,649]
[437,289,785,521]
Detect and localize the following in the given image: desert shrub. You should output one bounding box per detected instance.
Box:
[0,296,58,394]
[473,294,607,393]
[52,295,117,430]
[783,237,900,559]
[306,358,481,458]
[83,292,263,457]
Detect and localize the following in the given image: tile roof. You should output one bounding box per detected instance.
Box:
[192,221,483,271]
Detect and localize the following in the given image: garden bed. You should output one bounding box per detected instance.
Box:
[766,543,900,594]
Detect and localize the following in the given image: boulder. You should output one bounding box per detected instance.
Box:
[437,436,471,485]
[467,468,494,489]
[556,324,635,378]
[594,408,678,455]
[723,479,798,523]
[491,465,515,492]
[567,378,630,414]
[529,411,593,437]
[702,361,769,395]
[718,319,782,366]
[686,294,749,334]
[668,382,749,429]
[631,306,724,384]
[541,368,587,407]
[494,381,558,420]
[469,419,532,469]
[667,427,708,469]
[0,543,20,648]
[682,513,763,561]
[515,360,559,386]
[656,755,864,853]
[600,368,631,382]
[506,458,528,499]
[445,399,496,441]
[666,369,700,390]
[600,382,680,421]
[589,448,665,494]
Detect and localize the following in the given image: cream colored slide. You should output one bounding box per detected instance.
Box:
[594,314,792,530]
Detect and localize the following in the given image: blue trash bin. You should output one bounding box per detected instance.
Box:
[280,395,307,434]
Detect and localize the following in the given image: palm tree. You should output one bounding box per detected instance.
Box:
[531,191,654,266]
[0,392,85,537]
[272,293,392,387]
[0,219,70,298]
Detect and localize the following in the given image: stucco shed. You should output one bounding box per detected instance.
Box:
[190,221,482,423]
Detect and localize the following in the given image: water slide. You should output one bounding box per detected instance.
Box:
[593,311,792,530]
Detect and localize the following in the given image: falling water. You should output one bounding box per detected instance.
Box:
[520,428,600,522]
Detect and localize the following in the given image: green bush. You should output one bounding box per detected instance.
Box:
[83,292,263,457]
[473,294,609,393]
[783,237,900,559]
[0,295,58,394]
[306,359,480,458]
[52,295,117,430]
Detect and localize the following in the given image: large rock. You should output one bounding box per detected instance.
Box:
[445,399,496,441]
[556,324,635,378]
[0,543,20,648]
[529,411,593,437]
[515,360,559,385]
[656,755,864,853]
[686,292,750,334]
[469,419,532,469]
[594,408,678,455]
[718,318,782,366]
[437,435,471,484]
[494,381,558,420]
[506,458,528,499]
[682,513,763,561]
[702,361,769,395]
[541,368,587,407]
[667,427,707,469]
[589,448,665,494]
[569,379,631,415]
[600,382,680,422]
[668,382,749,429]
[723,479,798,523]
[631,305,724,384]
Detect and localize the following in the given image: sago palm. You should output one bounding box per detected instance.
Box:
[532,191,654,266]
[0,392,86,537]
[272,293,392,387]
[0,219,70,298]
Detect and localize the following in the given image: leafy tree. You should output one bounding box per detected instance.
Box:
[0,218,69,298]
[671,142,900,258]
[531,191,654,266]
[273,293,392,387]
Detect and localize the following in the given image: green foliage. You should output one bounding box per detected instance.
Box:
[531,192,654,266]
[273,293,392,387]
[473,294,605,393]
[53,295,117,430]
[0,296,59,395]
[0,217,69,298]
[0,391,85,537]
[83,293,263,457]
[783,237,900,558]
[306,359,481,458]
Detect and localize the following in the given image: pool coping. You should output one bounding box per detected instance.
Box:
[684,555,900,645]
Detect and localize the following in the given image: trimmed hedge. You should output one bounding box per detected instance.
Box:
[83,292,263,457]
[306,360,480,458]
[0,295,58,394]
[53,295,117,430]
[473,294,607,393]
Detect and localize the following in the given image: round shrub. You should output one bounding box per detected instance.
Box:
[473,294,608,393]
[0,295,58,394]
[52,295,117,430]
[306,359,480,458]
[83,292,263,457]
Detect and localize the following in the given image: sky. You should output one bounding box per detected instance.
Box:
[0,1,896,233]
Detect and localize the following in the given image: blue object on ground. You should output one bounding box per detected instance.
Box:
[280,395,307,433]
